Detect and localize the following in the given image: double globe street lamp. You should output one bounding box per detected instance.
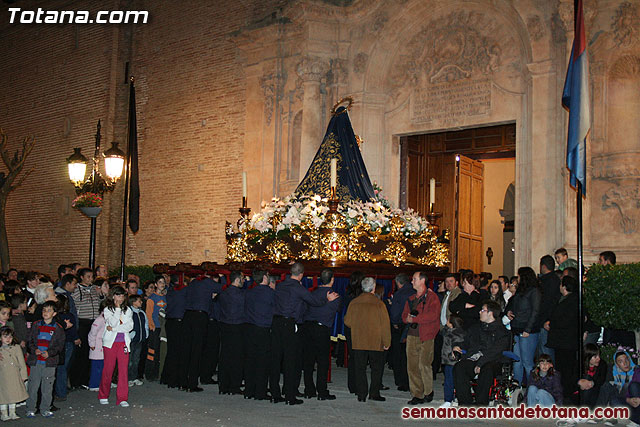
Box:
[66,120,125,269]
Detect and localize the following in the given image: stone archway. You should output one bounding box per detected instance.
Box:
[350,0,557,268]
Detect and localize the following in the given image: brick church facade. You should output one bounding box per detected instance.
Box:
[1,0,638,275]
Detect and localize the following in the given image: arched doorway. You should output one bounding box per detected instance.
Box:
[500,182,515,277]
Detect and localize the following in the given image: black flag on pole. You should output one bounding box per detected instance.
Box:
[128,79,140,233]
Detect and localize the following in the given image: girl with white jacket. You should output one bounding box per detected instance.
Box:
[98,286,133,407]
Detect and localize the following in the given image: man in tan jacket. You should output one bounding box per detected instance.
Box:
[344,277,391,402]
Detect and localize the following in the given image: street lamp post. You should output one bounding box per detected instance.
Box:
[66,120,125,269]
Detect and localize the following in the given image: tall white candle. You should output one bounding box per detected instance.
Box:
[429,178,436,206]
[330,158,337,189]
[242,172,247,198]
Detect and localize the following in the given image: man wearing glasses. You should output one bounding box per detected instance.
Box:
[452,300,510,406]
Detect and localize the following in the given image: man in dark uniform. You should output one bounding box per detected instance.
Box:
[218,271,246,395]
[161,275,187,388]
[388,273,415,392]
[302,268,341,400]
[270,262,339,405]
[180,274,222,392]
[200,276,222,385]
[243,268,275,400]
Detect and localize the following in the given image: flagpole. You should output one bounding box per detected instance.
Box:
[120,77,134,281]
[572,0,585,404]
[577,181,584,396]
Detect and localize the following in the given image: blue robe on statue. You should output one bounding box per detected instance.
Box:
[295,106,375,202]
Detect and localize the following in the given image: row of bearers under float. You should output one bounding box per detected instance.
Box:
[174,263,514,406]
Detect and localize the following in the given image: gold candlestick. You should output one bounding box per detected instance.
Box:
[238,197,251,228]
[328,187,339,213]
[426,206,442,235]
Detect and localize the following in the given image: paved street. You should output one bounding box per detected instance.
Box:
[9,361,573,426]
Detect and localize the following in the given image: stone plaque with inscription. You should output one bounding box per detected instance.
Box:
[410,78,492,124]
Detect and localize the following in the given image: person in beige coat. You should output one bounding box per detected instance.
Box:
[344,277,391,402]
[0,326,28,420]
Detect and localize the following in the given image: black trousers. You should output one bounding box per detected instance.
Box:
[161,318,184,387]
[138,339,148,380]
[200,318,220,382]
[353,349,384,399]
[453,359,500,405]
[345,327,356,393]
[219,322,244,393]
[145,327,162,381]
[244,323,271,399]
[555,348,578,400]
[270,316,299,401]
[302,322,331,397]
[70,318,93,387]
[391,324,409,388]
[432,330,443,378]
[580,385,601,409]
[180,310,208,389]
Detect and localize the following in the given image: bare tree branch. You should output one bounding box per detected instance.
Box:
[0,129,12,171]
[18,135,35,169]
[10,166,34,191]
[0,133,35,189]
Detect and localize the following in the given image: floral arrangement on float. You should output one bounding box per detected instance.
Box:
[248,194,428,236]
[226,188,449,268]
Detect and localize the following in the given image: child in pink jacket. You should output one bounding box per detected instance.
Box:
[87,302,106,391]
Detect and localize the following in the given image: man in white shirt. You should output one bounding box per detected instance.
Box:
[440,274,461,328]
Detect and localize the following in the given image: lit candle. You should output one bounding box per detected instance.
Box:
[242,172,247,199]
[429,178,435,210]
[330,158,337,190]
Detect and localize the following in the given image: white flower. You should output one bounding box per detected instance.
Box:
[311,216,324,228]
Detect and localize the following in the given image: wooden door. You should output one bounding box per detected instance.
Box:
[455,155,484,273]
[404,149,484,273]
[439,154,484,272]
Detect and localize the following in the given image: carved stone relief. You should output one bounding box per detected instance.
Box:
[326,58,349,87]
[592,148,640,181]
[602,185,640,234]
[591,53,640,235]
[555,0,599,48]
[527,15,544,41]
[296,56,329,83]
[372,12,388,32]
[609,54,640,79]
[611,1,640,47]
[389,11,510,92]
[353,52,368,74]
[551,12,567,43]
[387,10,520,124]
[260,73,275,125]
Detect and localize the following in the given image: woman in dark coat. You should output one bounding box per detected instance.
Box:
[578,343,608,408]
[448,271,482,330]
[547,275,580,402]
[505,267,541,385]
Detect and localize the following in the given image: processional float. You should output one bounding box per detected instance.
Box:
[225,97,450,270]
